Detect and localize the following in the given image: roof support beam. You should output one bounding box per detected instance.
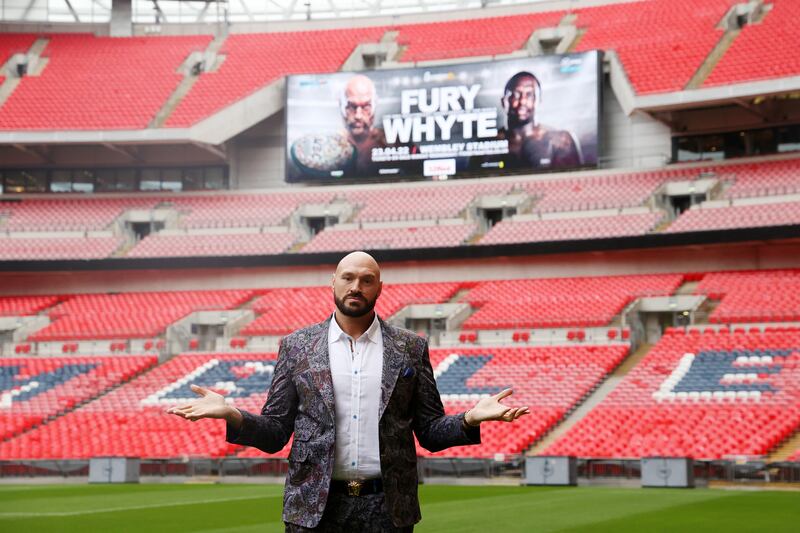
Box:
[12,144,53,163]
[102,143,142,162]
[63,0,81,22]
[192,141,226,159]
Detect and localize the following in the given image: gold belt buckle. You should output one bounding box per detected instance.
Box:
[347,480,363,496]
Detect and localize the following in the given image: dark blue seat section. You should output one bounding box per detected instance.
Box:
[435,354,504,396]
[163,359,277,400]
[0,363,97,402]
[672,349,793,394]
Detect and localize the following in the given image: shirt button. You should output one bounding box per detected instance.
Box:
[351,462,356,466]
[353,415,357,419]
[354,370,358,374]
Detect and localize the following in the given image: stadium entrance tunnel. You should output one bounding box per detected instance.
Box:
[387,303,471,342]
[624,295,705,345]
[293,202,353,241]
[473,192,531,232]
[168,310,255,355]
[655,178,720,219]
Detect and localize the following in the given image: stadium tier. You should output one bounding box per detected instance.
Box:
[29,290,255,341]
[165,28,386,127]
[695,270,800,323]
[127,231,298,258]
[394,11,564,63]
[302,223,477,253]
[718,158,800,199]
[0,355,156,442]
[348,182,510,223]
[461,274,684,329]
[0,197,158,232]
[518,172,670,213]
[544,328,800,460]
[0,1,798,132]
[0,155,798,260]
[170,191,336,229]
[573,0,736,94]
[665,200,800,233]
[0,353,274,460]
[0,295,60,316]
[0,34,212,130]
[479,212,664,245]
[0,235,123,260]
[241,282,462,336]
[420,345,630,458]
[7,269,800,344]
[704,0,800,87]
[0,346,628,460]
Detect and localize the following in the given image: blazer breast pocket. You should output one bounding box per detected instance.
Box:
[392,366,417,405]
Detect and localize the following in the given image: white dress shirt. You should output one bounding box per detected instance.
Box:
[328,313,384,480]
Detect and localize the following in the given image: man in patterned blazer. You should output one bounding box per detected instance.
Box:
[169,251,529,531]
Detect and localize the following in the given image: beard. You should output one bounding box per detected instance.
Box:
[508,112,532,130]
[334,292,377,318]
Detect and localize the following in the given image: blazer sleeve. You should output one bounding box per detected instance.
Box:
[226,337,298,454]
[412,336,480,452]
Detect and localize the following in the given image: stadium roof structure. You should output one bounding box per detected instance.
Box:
[0,0,560,23]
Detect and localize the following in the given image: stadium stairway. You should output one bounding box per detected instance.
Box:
[768,430,800,462]
[0,36,47,108]
[528,342,653,455]
[150,34,228,128]
[683,7,744,90]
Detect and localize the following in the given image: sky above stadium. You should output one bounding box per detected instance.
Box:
[0,0,558,24]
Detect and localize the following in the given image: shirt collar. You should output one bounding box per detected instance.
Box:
[328,312,381,344]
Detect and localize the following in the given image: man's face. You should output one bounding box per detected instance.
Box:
[506,77,537,127]
[332,262,382,318]
[343,78,375,141]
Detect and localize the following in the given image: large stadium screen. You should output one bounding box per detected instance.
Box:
[285,51,601,183]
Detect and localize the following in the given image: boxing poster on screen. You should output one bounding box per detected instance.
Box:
[285,51,601,183]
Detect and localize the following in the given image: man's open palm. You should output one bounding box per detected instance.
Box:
[167,384,233,422]
[467,388,529,425]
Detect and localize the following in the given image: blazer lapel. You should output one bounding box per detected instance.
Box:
[307,318,336,419]
[379,319,408,420]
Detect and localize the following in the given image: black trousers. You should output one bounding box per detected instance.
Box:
[284,490,414,532]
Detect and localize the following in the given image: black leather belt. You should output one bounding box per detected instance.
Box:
[331,478,383,496]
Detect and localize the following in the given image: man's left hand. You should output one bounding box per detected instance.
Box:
[464,388,529,426]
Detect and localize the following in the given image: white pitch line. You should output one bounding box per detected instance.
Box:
[0,494,277,518]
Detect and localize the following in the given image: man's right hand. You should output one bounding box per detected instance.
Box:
[166,384,243,429]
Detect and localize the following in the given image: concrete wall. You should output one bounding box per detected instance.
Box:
[109,0,133,37]
[600,76,672,169]
[1,240,797,296]
[230,112,286,189]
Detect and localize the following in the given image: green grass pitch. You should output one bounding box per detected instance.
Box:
[0,483,798,532]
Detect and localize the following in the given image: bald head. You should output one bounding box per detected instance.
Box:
[332,251,382,318]
[342,75,376,141]
[344,75,375,104]
[335,251,380,277]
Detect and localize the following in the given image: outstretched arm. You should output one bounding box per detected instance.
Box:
[167,340,298,454]
[464,388,529,427]
[167,384,243,428]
